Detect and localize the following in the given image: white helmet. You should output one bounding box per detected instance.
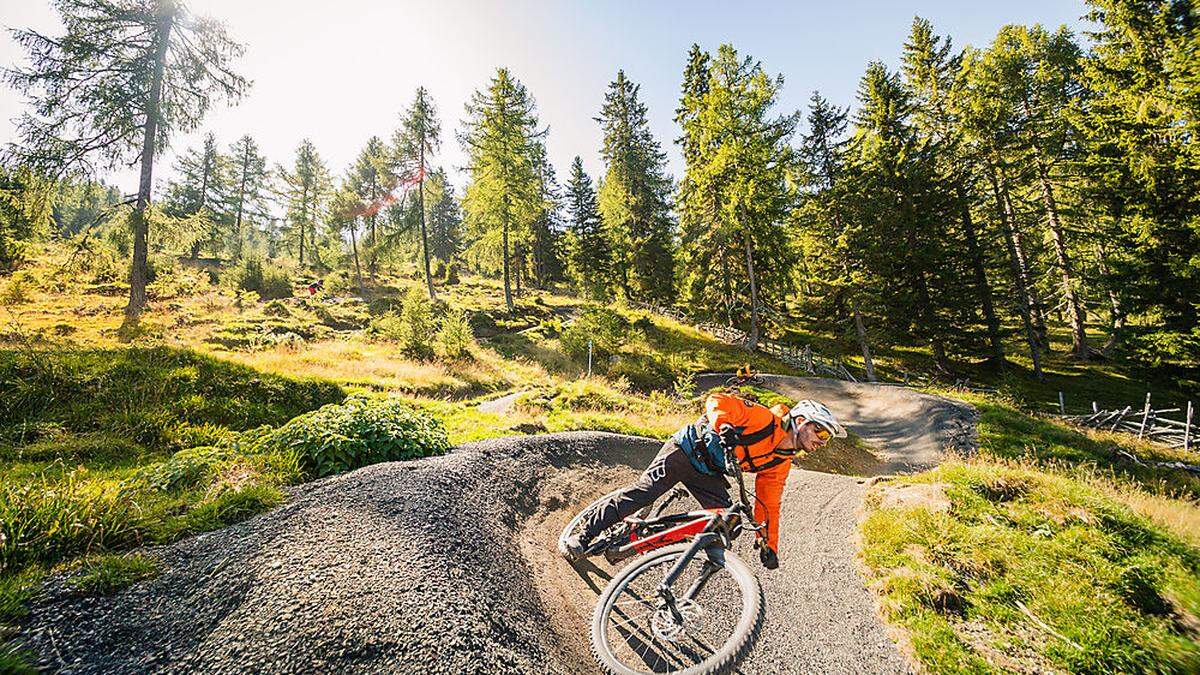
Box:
[783,399,847,438]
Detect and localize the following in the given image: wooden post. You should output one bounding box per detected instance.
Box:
[1186,401,1194,452]
[1138,392,1152,440]
[1058,392,1065,415]
[1092,401,1098,413]
[587,340,593,378]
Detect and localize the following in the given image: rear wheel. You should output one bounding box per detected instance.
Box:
[590,543,764,675]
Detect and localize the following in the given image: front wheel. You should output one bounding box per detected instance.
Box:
[590,543,764,675]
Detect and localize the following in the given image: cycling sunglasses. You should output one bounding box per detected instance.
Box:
[812,427,832,442]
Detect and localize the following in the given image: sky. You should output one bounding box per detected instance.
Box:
[0,0,1090,197]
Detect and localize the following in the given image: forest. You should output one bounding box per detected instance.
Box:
[0,0,1195,381]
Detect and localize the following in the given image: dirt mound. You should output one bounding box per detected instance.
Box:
[17,434,659,674]
[18,378,971,673]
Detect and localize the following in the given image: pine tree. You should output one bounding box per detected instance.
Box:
[674,46,797,348]
[227,134,271,261]
[563,156,610,298]
[903,17,1007,368]
[279,139,333,268]
[1075,0,1200,337]
[596,70,675,303]
[347,136,391,281]
[394,87,442,299]
[459,68,546,312]
[4,0,247,321]
[162,132,230,259]
[425,169,462,265]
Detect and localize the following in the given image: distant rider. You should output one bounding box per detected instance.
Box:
[561,393,846,569]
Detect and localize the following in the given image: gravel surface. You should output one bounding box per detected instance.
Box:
[18,377,973,673]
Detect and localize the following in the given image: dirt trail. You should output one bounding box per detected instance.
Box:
[17,377,974,674]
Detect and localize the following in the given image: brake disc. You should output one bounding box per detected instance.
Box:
[651,599,704,642]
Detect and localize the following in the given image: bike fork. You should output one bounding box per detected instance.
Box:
[656,534,719,622]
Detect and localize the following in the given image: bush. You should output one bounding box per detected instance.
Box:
[371,287,436,359]
[435,309,476,361]
[0,274,29,306]
[560,306,630,365]
[235,259,292,301]
[443,262,460,285]
[256,395,451,477]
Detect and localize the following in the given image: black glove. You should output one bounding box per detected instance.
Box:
[717,424,740,451]
[759,545,779,570]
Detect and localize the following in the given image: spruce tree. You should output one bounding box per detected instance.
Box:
[459,68,545,312]
[1075,0,1200,336]
[563,156,610,298]
[797,91,877,380]
[5,0,247,320]
[394,87,442,299]
[596,70,675,303]
[279,139,333,268]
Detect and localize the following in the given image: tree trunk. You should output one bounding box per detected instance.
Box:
[349,221,364,296]
[417,145,435,301]
[1095,242,1124,354]
[742,228,760,351]
[125,12,173,322]
[851,299,876,382]
[1033,157,1089,359]
[957,183,1005,368]
[234,144,249,260]
[191,154,211,260]
[501,194,513,312]
[987,160,1043,380]
[298,183,308,267]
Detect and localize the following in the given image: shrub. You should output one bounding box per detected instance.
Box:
[443,262,460,285]
[560,306,630,365]
[435,309,476,361]
[259,267,293,300]
[256,395,451,477]
[0,273,30,306]
[235,259,292,300]
[370,287,435,359]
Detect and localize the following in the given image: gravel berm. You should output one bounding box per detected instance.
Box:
[18,433,660,674]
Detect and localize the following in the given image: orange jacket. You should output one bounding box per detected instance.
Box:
[704,393,793,552]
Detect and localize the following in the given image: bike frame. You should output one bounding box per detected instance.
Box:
[613,460,763,622]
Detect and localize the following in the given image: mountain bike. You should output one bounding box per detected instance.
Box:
[559,460,767,674]
[725,364,764,389]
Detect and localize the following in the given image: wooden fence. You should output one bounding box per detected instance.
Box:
[1059,394,1195,452]
[631,302,857,382]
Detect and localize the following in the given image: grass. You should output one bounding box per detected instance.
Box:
[68,554,159,595]
[860,460,1200,673]
[859,389,1200,673]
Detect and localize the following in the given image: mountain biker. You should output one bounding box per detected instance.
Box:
[561,393,846,569]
